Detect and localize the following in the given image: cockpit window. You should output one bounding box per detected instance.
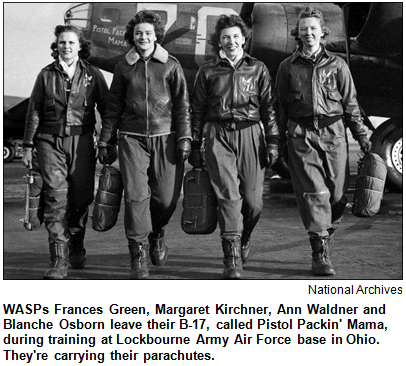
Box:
[64,3,90,29]
[100,8,120,23]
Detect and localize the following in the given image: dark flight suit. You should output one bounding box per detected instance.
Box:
[276,46,368,238]
[99,45,191,244]
[98,44,191,279]
[24,59,108,247]
[191,51,278,279]
[192,52,278,241]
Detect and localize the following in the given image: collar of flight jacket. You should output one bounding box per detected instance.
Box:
[291,45,331,63]
[213,51,254,66]
[219,48,245,66]
[49,57,87,72]
[125,44,169,65]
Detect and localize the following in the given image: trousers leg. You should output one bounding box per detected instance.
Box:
[119,135,152,242]
[205,123,266,238]
[119,134,182,241]
[66,133,96,245]
[205,123,243,237]
[237,124,266,235]
[36,134,69,245]
[148,134,184,233]
[287,120,349,237]
[322,123,350,230]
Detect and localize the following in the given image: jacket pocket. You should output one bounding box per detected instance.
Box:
[247,95,261,119]
[327,90,342,102]
[156,100,171,117]
[128,101,143,116]
[207,96,222,118]
[83,98,95,122]
[43,98,56,120]
[249,95,260,108]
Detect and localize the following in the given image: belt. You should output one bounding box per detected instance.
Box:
[290,115,342,130]
[217,119,259,131]
[39,123,94,137]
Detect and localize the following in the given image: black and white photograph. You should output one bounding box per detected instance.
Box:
[2,3,404,364]
[3,2,402,280]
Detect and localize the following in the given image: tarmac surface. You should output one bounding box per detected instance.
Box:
[2,146,403,281]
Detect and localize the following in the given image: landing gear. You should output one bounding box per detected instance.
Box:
[4,141,16,163]
[370,116,402,191]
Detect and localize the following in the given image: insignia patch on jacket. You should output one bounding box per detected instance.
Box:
[320,69,335,87]
[240,77,254,92]
[84,74,93,87]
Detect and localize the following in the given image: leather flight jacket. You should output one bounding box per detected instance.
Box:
[276,46,367,140]
[99,45,191,145]
[191,52,278,143]
[23,59,109,147]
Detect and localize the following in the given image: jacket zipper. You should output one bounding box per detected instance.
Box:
[311,62,319,129]
[232,64,237,118]
[145,60,149,137]
[55,67,70,129]
[55,68,67,105]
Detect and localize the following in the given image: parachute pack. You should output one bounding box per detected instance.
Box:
[21,168,45,231]
[352,152,387,217]
[92,165,123,232]
[181,168,218,235]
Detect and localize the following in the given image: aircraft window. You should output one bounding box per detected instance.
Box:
[100,8,121,23]
[190,16,197,30]
[204,15,221,60]
[176,13,197,30]
[153,11,168,27]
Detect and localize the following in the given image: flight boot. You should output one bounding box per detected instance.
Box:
[327,227,336,255]
[222,237,243,279]
[241,230,252,265]
[68,209,88,269]
[129,241,149,279]
[69,235,86,269]
[148,229,168,266]
[43,242,69,280]
[310,236,335,276]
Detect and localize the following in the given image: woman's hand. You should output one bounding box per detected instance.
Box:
[22,147,33,169]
